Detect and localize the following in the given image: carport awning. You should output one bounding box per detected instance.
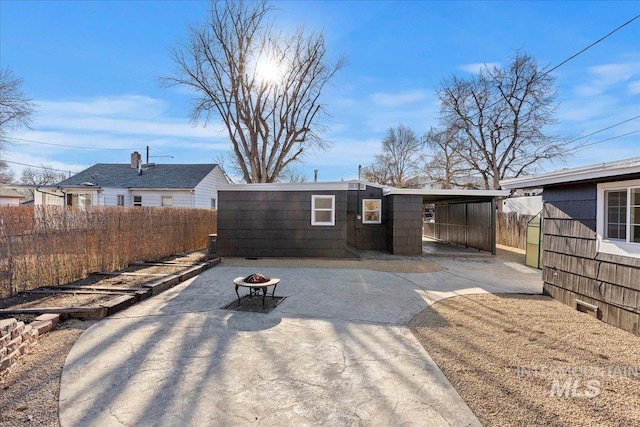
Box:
[382,188,509,203]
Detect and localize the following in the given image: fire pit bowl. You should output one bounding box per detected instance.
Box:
[234,274,280,308]
[243,273,271,284]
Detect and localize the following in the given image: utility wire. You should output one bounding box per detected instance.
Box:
[544,14,640,76]
[3,136,132,151]
[563,114,640,146]
[571,129,640,152]
[2,159,78,175]
[463,14,640,121]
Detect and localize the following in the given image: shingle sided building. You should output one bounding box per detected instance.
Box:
[501,157,640,336]
[36,154,228,209]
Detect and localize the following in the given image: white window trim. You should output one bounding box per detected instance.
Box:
[362,198,382,224]
[596,179,640,258]
[161,196,173,207]
[311,195,335,226]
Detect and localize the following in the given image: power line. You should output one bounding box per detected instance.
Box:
[571,129,640,152]
[463,14,640,121]
[564,114,640,146]
[2,159,78,175]
[3,136,133,151]
[544,14,640,76]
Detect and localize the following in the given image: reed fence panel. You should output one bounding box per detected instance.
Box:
[0,206,217,297]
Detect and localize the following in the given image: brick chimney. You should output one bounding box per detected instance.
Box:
[131,151,141,168]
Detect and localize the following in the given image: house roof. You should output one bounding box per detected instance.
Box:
[500,156,640,190]
[0,187,24,198]
[55,164,219,189]
[382,187,509,203]
[218,182,351,191]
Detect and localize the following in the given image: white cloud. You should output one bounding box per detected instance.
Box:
[458,62,500,74]
[628,80,640,95]
[37,95,170,118]
[369,90,428,107]
[588,63,637,85]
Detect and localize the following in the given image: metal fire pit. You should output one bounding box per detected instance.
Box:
[233,274,280,307]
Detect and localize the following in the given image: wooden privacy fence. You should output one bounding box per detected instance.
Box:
[0,206,217,298]
[496,211,535,250]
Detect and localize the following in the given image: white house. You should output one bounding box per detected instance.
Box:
[0,187,24,206]
[35,153,228,208]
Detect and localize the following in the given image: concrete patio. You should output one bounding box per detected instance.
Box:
[59,256,541,426]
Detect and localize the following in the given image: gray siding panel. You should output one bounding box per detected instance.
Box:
[386,195,422,255]
[218,190,348,258]
[542,182,640,336]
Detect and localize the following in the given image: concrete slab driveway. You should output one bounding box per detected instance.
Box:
[59,257,541,426]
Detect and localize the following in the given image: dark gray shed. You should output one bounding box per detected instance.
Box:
[217,182,506,258]
[501,157,640,336]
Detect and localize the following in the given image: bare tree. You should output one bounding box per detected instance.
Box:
[362,124,424,188]
[163,0,345,183]
[434,52,566,190]
[423,127,475,189]
[0,160,15,184]
[20,166,66,197]
[0,67,36,149]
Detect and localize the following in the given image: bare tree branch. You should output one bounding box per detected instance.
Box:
[434,51,569,190]
[362,124,424,188]
[0,67,37,154]
[161,0,345,183]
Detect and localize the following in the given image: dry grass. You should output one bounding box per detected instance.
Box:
[410,293,640,427]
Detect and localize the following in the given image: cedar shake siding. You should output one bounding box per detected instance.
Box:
[217,190,349,258]
[386,195,423,256]
[347,185,387,251]
[542,181,640,336]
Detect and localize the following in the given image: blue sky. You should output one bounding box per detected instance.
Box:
[1,0,639,183]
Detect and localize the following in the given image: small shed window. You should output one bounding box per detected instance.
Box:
[362,199,381,224]
[211,198,217,209]
[311,195,335,226]
[597,180,640,258]
[133,195,142,207]
[117,195,125,206]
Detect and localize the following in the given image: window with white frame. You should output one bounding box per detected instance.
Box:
[362,199,382,224]
[133,195,142,207]
[597,179,640,258]
[210,198,217,209]
[161,196,173,207]
[117,194,125,206]
[311,195,335,226]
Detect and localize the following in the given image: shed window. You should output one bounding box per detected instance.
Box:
[597,180,640,258]
[117,194,125,206]
[311,195,335,226]
[133,195,142,207]
[161,196,173,207]
[362,199,381,224]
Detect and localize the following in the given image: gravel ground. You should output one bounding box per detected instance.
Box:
[410,294,640,427]
[0,320,94,427]
[2,247,639,426]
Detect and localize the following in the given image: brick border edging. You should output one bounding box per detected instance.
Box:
[0,313,60,372]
